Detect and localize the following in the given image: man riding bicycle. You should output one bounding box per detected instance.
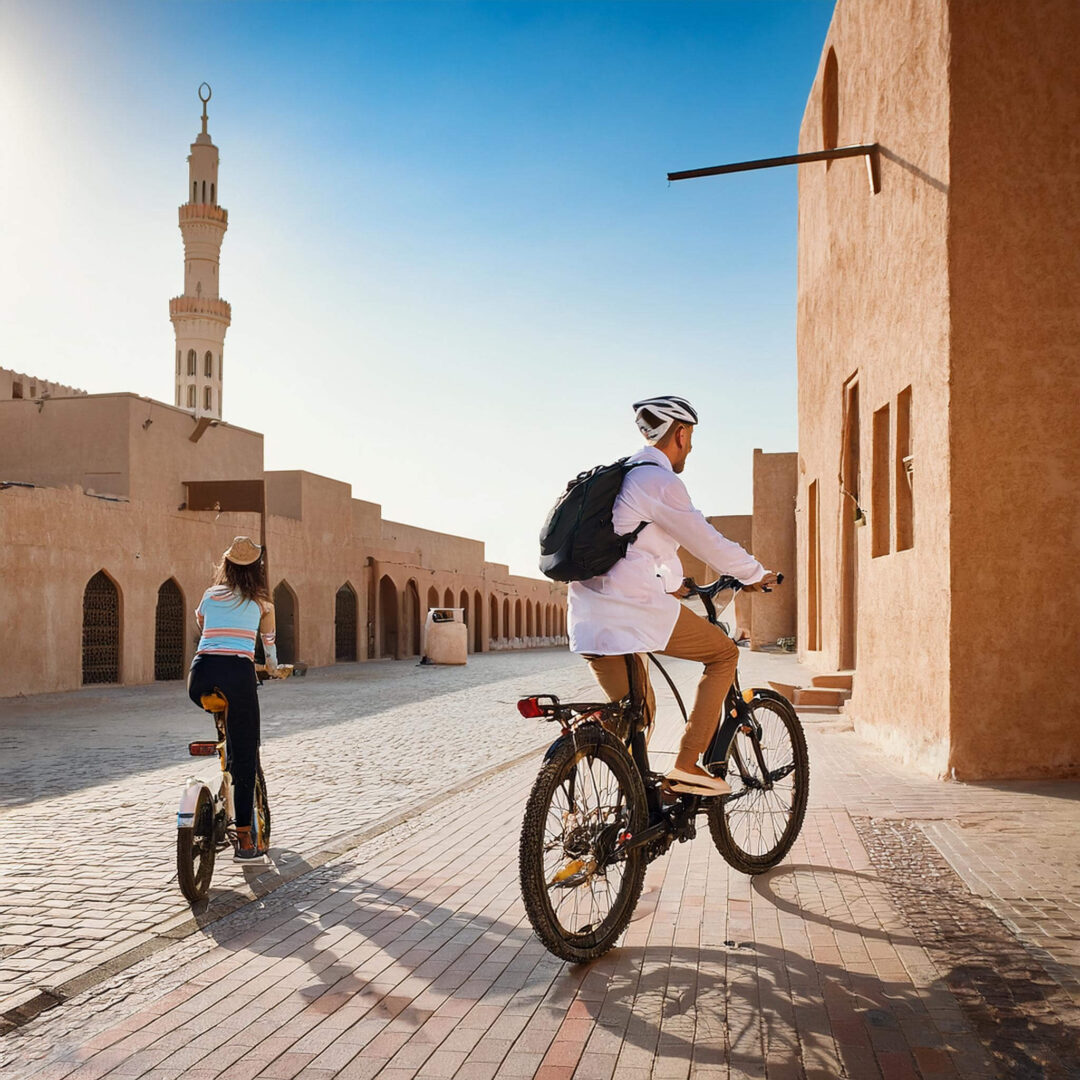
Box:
[568,395,778,797]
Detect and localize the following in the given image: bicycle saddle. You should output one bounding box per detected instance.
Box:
[200,692,228,713]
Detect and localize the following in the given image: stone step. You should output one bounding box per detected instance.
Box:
[767,681,800,700]
[794,687,851,707]
[795,702,845,715]
[811,672,854,691]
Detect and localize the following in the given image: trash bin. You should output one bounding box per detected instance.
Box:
[423,608,467,665]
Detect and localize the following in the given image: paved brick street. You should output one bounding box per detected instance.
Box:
[3,647,1080,1078]
[0,651,599,1020]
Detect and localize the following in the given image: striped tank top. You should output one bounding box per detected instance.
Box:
[195,586,268,661]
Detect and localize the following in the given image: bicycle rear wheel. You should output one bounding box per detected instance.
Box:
[519,725,647,963]
[708,696,808,874]
[253,765,271,852]
[177,787,216,902]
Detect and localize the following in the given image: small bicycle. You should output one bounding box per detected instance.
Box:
[518,575,809,962]
[175,663,296,903]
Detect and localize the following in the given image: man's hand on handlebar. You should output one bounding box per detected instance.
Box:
[742,571,780,593]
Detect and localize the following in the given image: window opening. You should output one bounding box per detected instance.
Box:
[808,480,821,650]
[187,349,196,376]
[83,571,120,684]
[154,579,185,679]
[335,584,358,661]
[872,404,891,557]
[204,351,213,377]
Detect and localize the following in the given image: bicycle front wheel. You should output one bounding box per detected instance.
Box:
[177,787,216,902]
[519,725,647,963]
[708,696,808,874]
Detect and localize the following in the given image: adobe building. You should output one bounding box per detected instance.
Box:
[795,0,1080,778]
[678,449,797,649]
[0,92,565,699]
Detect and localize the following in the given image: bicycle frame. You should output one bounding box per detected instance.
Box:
[527,577,794,859]
[176,710,234,847]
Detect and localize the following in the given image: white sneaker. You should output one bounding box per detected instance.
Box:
[665,766,731,796]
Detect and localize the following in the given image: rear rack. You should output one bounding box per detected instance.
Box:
[517,694,628,726]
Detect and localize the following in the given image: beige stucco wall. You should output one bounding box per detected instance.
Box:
[0,367,86,400]
[0,395,566,696]
[749,450,797,649]
[0,395,263,505]
[678,515,754,635]
[945,0,1080,778]
[0,483,261,697]
[797,0,953,775]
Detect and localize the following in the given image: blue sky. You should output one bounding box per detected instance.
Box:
[1,0,834,576]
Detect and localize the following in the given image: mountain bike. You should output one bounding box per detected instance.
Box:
[175,664,295,903]
[517,575,809,962]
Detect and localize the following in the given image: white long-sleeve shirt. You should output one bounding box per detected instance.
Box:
[567,445,766,655]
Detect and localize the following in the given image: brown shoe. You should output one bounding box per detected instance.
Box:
[233,827,269,865]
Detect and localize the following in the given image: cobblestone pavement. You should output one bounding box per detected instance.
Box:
[4,647,1080,1078]
[0,651,600,1018]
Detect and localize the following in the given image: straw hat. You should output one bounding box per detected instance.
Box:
[223,536,262,566]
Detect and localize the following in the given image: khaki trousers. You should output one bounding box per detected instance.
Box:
[584,605,740,759]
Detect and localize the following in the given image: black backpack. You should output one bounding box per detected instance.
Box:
[538,458,658,582]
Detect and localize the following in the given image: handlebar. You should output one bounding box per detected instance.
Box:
[255,663,295,680]
[682,573,784,624]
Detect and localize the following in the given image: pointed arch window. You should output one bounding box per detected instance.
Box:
[210,182,215,204]
[201,180,206,203]
[187,349,196,376]
[192,181,197,203]
[204,350,213,377]
[176,351,180,376]
[204,387,212,412]
[187,385,196,409]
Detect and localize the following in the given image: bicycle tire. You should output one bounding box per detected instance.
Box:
[253,765,271,851]
[707,696,809,874]
[177,787,216,902]
[519,724,647,963]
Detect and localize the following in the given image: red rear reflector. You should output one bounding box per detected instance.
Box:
[188,741,219,756]
[517,697,544,718]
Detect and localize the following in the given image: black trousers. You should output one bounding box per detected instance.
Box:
[188,654,261,828]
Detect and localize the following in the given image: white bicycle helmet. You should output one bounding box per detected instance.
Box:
[633,395,699,443]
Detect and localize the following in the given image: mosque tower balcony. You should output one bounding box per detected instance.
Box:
[169,295,232,326]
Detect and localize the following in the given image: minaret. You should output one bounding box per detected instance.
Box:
[171,83,230,419]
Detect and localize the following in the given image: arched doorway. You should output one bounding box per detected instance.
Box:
[473,590,483,652]
[406,580,422,656]
[83,570,120,684]
[458,590,469,651]
[503,599,510,641]
[490,595,499,642]
[154,578,185,680]
[274,581,298,664]
[427,585,439,614]
[515,599,523,639]
[526,600,534,639]
[379,576,398,658]
[335,583,358,662]
[444,587,455,609]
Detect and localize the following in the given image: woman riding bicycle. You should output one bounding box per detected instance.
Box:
[188,536,277,863]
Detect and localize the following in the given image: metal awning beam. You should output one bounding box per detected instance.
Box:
[668,142,880,194]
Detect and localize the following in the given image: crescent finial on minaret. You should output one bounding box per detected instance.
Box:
[198,82,211,135]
